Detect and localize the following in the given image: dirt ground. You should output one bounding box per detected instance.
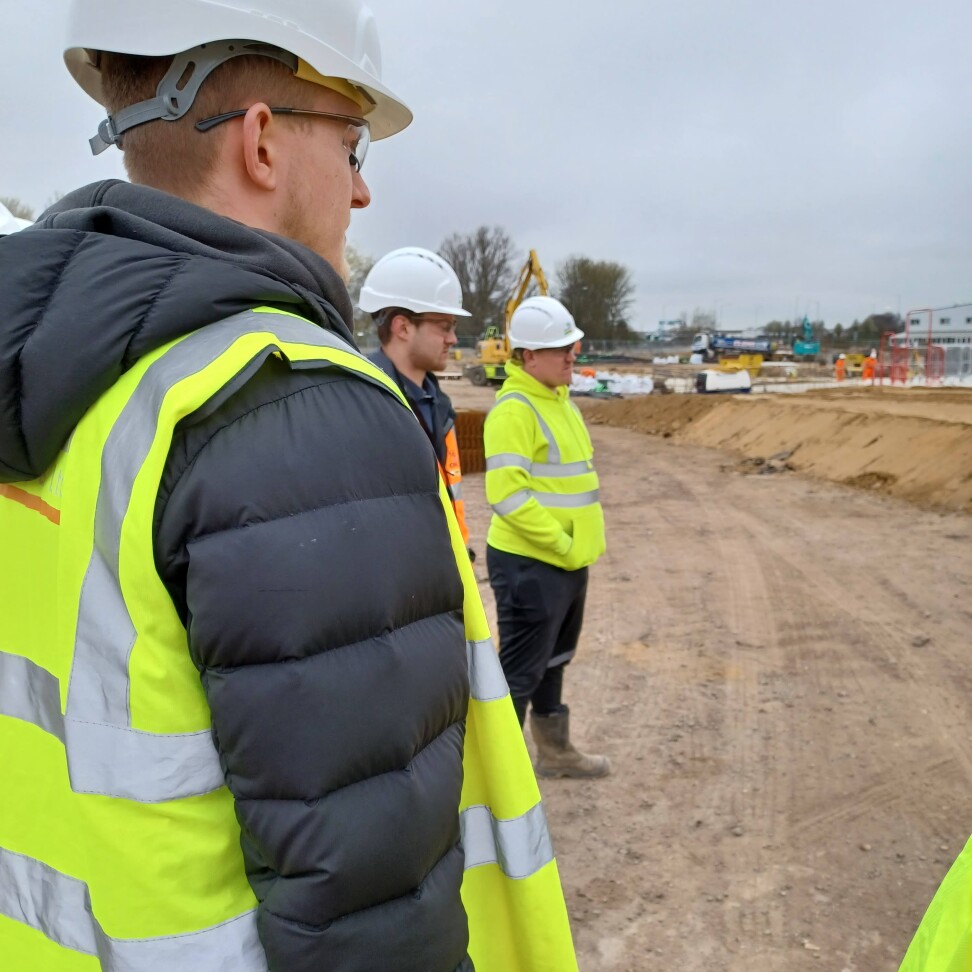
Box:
[448,379,972,970]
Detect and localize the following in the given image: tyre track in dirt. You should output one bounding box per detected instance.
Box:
[703,475,972,969]
[628,453,798,964]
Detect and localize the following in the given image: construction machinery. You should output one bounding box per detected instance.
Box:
[691,332,774,362]
[463,250,549,386]
[843,352,866,378]
[718,352,764,379]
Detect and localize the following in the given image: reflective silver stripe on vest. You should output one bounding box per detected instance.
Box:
[487,452,531,473]
[533,489,599,508]
[0,846,267,971]
[0,650,65,742]
[0,650,225,803]
[491,488,600,517]
[491,490,531,516]
[486,453,591,479]
[467,638,509,703]
[460,803,555,881]
[450,481,464,501]
[499,393,561,462]
[62,311,365,801]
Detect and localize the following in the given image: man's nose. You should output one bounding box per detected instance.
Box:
[352,171,371,209]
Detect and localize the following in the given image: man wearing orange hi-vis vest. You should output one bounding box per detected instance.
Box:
[360,247,476,561]
[0,1,576,968]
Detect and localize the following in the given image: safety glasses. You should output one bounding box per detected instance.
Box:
[195,107,370,171]
[406,313,458,336]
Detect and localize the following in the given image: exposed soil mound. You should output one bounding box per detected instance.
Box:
[586,388,972,513]
[585,394,722,437]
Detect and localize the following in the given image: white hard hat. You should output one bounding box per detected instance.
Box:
[869,349,877,357]
[838,353,846,359]
[0,202,33,234]
[509,296,584,351]
[358,247,471,317]
[64,0,411,153]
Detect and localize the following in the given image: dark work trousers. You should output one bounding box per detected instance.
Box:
[486,545,589,725]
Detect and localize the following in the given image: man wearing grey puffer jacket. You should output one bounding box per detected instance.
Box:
[0,2,476,969]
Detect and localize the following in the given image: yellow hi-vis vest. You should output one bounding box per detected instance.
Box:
[899,833,972,971]
[0,308,577,971]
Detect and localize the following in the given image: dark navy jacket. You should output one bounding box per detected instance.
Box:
[367,347,457,466]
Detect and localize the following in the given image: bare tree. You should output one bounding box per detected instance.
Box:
[1,196,34,220]
[439,226,517,339]
[344,241,375,344]
[555,256,636,341]
[689,308,717,333]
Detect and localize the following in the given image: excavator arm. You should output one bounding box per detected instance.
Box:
[493,250,549,354]
[466,249,550,384]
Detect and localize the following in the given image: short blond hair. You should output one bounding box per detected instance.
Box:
[100,52,304,194]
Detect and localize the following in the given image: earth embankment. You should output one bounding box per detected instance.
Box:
[585,388,972,513]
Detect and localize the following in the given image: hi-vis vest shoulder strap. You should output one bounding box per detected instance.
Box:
[0,308,576,971]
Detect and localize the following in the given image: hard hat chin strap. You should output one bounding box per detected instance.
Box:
[89,40,297,155]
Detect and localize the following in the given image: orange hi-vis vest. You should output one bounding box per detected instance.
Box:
[441,421,469,545]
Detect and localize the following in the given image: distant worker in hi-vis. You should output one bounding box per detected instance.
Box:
[484,296,610,779]
[835,352,846,381]
[862,350,877,383]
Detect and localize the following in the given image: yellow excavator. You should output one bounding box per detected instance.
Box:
[463,250,549,386]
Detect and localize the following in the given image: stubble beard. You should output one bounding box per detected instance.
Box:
[281,178,349,281]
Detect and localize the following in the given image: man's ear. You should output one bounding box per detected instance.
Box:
[389,312,412,341]
[240,103,279,191]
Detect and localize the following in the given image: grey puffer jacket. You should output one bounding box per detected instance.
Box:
[0,181,473,972]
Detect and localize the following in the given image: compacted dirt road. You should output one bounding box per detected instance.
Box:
[452,381,972,971]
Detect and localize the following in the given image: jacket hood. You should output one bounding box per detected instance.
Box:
[0,180,356,482]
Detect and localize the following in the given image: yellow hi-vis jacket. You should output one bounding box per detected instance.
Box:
[484,360,605,571]
[900,833,972,971]
[0,308,577,971]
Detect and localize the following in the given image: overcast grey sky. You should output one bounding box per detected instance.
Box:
[4,0,971,332]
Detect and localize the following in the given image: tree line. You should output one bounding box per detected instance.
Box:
[351,226,637,344]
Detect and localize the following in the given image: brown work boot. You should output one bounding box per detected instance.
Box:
[530,707,610,779]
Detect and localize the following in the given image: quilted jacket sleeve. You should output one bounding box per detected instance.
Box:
[153,354,473,972]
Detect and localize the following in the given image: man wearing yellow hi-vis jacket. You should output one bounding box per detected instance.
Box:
[0,2,575,969]
[484,296,610,780]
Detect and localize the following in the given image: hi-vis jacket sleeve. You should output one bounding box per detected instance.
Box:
[484,399,572,556]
